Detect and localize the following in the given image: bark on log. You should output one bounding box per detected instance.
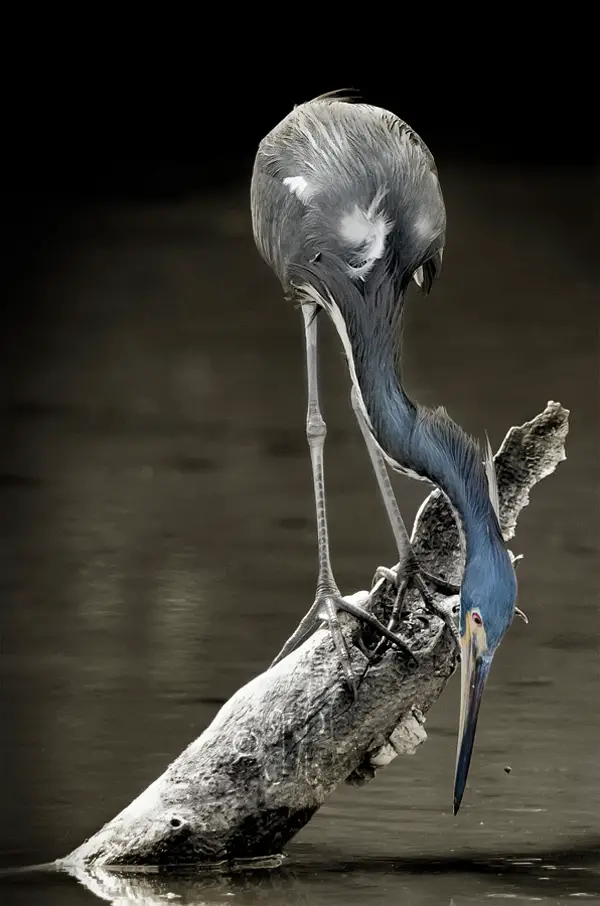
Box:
[60,401,569,873]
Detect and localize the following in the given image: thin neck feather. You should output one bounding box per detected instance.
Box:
[346,292,498,553]
[364,371,497,552]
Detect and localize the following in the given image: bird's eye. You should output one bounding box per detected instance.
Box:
[472,611,483,626]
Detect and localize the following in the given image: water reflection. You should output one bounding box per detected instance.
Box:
[3,841,600,905]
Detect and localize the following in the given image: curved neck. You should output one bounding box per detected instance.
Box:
[365,372,497,552]
[348,310,500,555]
[289,252,502,555]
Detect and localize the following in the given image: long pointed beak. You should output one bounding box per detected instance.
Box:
[453,627,492,815]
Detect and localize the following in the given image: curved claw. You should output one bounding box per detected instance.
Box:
[413,575,461,651]
[372,563,459,598]
[336,593,417,664]
[369,562,461,658]
[372,565,400,588]
[324,597,357,699]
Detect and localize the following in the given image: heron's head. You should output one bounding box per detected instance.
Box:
[453,543,517,814]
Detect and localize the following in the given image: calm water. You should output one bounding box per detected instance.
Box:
[1,165,598,905]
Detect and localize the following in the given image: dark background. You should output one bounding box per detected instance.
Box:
[1,59,598,905]
[3,67,593,333]
[5,72,593,193]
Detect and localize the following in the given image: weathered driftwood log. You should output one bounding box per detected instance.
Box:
[60,402,568,872]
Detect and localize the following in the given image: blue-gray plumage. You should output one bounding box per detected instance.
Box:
[251,93,518,814]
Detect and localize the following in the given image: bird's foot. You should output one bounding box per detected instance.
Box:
[270,589,417,699]
[372,564,459,597]
[413,575,461,651]
[371,562,461,652]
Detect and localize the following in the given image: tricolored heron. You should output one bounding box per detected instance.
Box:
[250,93,518,813]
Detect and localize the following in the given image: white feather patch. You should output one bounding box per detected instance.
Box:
[413,266,424,288]
[282,175,313,202]
[484,432,501,520]
[339,188,393,279]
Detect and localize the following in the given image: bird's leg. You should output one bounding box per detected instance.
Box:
[270,304,416,695]
[350,386,460,649]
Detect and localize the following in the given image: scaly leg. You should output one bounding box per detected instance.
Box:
[270,305,416,694]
